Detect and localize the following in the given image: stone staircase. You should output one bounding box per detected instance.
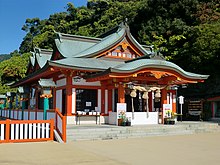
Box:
[66,122,220,142]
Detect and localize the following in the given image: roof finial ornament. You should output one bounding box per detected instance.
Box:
[125,18,128,26]
[125,17,128,23]
[54,30,63,43]
[124,17,129,31]
[150,47,166,60]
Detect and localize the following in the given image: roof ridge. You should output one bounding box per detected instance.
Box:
[98,22,128,38]
[54,31,101,42]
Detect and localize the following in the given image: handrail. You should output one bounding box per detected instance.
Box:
[55,108,66,142]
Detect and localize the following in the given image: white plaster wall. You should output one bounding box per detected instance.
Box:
[47,112,55,120]
[98,89,101,112]
[170,92,173,108]
[126,112,159,125]
[14,111,17,119]
[152,92,155,111]
[18,111,22,120]
[109,112,117,125]
[72,88,76,114]
[37,111,43,120]
[30,111,35,120]
[24,111,28,120]
[109,112,158,125]
[72,78,101,86]
[56,78,66,87]
[57,115,63,134]
[105,90,108,114]
[112,89,115,112]
[56,90,62,113]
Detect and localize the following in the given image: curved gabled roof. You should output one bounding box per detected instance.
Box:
[74,23,152,58]
[54,23,152,59]
[72,26,126,58]
[55,32,101,58]
[34,48,53,68]
[111,59,209,80]
[30,52,36,66]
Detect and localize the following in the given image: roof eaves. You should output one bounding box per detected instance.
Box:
[126,31,152,56]
[48,61,106,72]
[85,68,112,79]
[111,60,209,80]
[11,63,50,88]
[55,31,101,43]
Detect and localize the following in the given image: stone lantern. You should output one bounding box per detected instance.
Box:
[38,79,56,120]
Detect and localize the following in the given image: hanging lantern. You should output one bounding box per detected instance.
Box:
[130,90,137,98]
[38,79,56,98]
[6,92,16,102]
[142,92,148,99]
[155,89,161,98]
[0,94,6,104]
[18,86,29,101]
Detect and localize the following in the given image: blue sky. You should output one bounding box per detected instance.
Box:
[0,0,87,54]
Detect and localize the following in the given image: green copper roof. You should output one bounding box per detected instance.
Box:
[111,59,209,79]
[35,48,53,68]
[49,57,123,71]
[30,54,35,66]
[55,32,101,58]
[55,23,152,58]
[38,78,56,87]
[30,48,52,68]
[0,94,6,99]
[73,26,126,58]
[127,32,152,55]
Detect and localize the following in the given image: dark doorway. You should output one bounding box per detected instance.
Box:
[76,89,97,112]
[62,89,66,115]
[125,90,146,112]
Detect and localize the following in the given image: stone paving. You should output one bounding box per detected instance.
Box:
[1,132,220,165]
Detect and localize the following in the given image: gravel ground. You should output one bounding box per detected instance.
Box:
[0,132,220,165]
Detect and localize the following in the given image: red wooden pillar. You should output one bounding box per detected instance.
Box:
[118,83,125,103]
[53,88,56,110]
[161,89,167,124]
[211,102,215,118]
[171,90,177,113]
[66,74,72,116]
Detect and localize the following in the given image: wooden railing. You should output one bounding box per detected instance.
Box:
[0,119,54,143]
[0,109,55,121]
[55,108,66,142]
[0,108,67,143]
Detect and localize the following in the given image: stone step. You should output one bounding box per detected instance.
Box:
[67,130,195,142]
[66,122,220,141]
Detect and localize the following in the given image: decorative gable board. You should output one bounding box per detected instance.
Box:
[97,38,143,61]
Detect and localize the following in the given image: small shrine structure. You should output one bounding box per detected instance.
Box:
[12,22,209,125]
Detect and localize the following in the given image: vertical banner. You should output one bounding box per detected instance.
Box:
[117,103,127,119]
[163,104,172,118]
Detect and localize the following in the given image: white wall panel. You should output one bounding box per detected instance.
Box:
[56,90,62,113]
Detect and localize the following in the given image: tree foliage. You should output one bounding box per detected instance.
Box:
[0,0,220,96]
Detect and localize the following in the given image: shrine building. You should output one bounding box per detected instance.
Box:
[12,22,209,125]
